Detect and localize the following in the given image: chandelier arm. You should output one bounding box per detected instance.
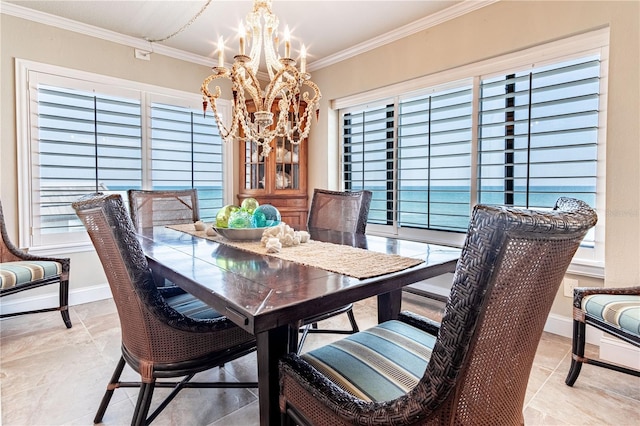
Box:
[201,72,239,142]
[263,65,295,111]
[234,62,266,111]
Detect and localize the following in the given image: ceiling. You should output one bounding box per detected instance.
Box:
[2,0,491,70]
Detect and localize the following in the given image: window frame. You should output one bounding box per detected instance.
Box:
[336,29,608,277]
[15,59,232,254]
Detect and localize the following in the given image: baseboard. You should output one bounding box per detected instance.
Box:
[3,290,620,358]
[0,283,112,316]
[600,335,640,370]
[544,313,602,346]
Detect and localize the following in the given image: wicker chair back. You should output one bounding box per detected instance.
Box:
[424,197,597,423]
[307,189,372,235]
[127,189,199,232]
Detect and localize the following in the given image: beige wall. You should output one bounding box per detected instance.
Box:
[2,1,639,320]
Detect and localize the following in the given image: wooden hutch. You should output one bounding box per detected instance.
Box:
[237,103,309,230]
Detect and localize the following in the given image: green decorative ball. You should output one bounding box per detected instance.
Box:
[241,197,260,214]
[215,205,240,228]
[228,210,253,228]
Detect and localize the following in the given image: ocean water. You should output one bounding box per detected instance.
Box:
[42,184,594,236]
[365,186,595,233]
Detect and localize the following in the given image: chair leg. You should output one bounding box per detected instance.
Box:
[297,325,311,354]
[95,356,127,423]
[145,373,195,424]
[59,279,72,328]
[565,319,586,386]
[346,308,359,333]
[132,381,156,426]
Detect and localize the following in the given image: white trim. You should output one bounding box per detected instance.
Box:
[15,58,32,248]
[566,259,605,279]
[600,335,640,370]
[0,282,112,317]
[544,313,602,346]
[16,58,216,101]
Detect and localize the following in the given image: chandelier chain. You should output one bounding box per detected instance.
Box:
[146,0,212,43]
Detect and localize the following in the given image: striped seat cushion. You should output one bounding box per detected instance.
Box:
[165,292,223,320]
[583,294,640,336]
[301,320,436,402]
[0,261,62,289]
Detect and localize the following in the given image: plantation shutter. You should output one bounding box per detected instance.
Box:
[343,104,394,225]
[150,103,224,222]
[34,84,142,245]
[397,85,473,232]
[478,56,600,210]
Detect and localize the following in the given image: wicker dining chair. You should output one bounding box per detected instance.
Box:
[127,188,199,232]
[565,285,640,386]
[0,200,71,328]
[280,197,597,425]
[128,188,203,290]
[298,189,373,351]
[72,193,257,426]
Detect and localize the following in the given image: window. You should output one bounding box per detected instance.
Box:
[35,84,143,246]
[17,61,228,249]
[150,101,223,221]
[478,56,599,216]
[339,29,608,274]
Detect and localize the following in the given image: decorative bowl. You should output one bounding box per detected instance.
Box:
[212,226,272,241]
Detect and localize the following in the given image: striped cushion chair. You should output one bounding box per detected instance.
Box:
[565,286,640,386]
[0,200,71,328]
[280,198,597,426]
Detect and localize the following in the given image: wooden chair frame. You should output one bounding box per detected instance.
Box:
[565,285,640,386]
[0,200,71,328]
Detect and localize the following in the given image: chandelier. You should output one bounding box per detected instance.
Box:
[201,0,321,157]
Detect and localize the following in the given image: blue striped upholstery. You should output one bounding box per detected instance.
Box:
[0,261,62,289]
[301,320,436,402]
[165,292,223,320]
[583,294,640,336]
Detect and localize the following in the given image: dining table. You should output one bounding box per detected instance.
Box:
[136,225,461,425]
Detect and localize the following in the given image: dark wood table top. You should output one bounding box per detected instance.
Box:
[137,226,461,425]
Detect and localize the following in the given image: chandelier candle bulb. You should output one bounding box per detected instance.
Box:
[300,45,306,74]
[217,36,224,67]
[238,23,246,55]
[284,26,291,58]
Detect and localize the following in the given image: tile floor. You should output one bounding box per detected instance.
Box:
[1,293,638,425]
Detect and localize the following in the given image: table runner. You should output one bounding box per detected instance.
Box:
[166,224,424,280]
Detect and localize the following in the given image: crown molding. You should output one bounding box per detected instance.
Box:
[308,0,498,72]
[2,0,498,72]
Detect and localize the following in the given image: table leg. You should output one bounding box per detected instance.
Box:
[377,288,402,323]
[256,324,290,426]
